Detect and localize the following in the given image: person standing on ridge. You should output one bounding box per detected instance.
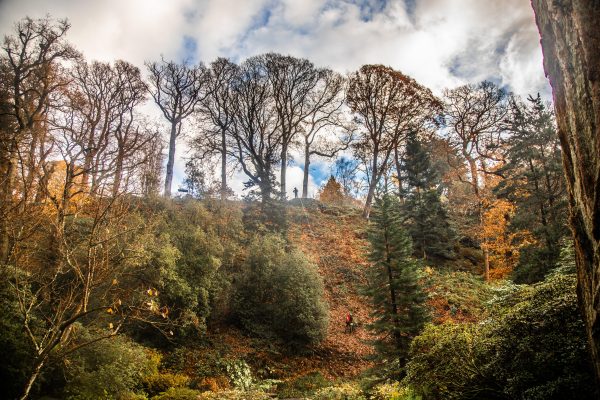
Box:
[293,187,298,198]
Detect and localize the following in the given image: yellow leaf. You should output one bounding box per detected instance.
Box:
[108,322,113,330]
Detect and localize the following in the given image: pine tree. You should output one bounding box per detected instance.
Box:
[496,94,567,282]
[401,131,454,259]
[365,193,429,380]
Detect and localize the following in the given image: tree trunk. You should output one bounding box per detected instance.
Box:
[394,146,403,198]
[466,155,480,198]
[363,178,377,218]
[280,149,287,200]
[0,148,16,264]
[302,141,310,198]
[484,248,490,282]
[532,0,600,385]
[112,150,124,198]
[164,121,177,197]
[19,357,45,400]
[221,129,227,200]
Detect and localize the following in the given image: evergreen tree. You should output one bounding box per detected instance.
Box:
[401,131,454,259]
[496,94,567,282]
[365,194,429,380]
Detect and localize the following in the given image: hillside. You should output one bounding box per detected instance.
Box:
[287,201,376,378]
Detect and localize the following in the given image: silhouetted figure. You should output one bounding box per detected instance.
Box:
[293,187,298,198]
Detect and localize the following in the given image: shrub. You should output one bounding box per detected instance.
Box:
[312,382,365,400]
[143,372,190,397]
[405,273,596,400]
[370,382,421,400]
[233,234,329,347]
[151,387,202,400]
[197,389,272,400]
[276,372,331,398]
[62,330,158,400]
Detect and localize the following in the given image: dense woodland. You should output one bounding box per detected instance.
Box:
[0,11,597,400]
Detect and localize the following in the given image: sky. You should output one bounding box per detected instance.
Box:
[0,0,551,198]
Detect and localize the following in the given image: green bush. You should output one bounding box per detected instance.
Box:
[197,389,272,400]
[233,234,329,347]
[62,330,158,400]
[370,382,421,400]
[312,382,365,400]
[0,266,36,399]
[151,387,202,400]
[276,371,331,398]
[405,273,596,400]
[143,372,190,397]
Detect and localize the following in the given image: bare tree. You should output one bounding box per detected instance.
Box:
[532,0,600,386]
[443,81,508,280]
[229,55,282,203]
[146,58,208,197]
[0,16,78,263]
[60,60,148,196]
[265,53,331,199]
[194,57,238,199]
[296,70,350,198]
[443,81,508,199]
[347,65,442,217]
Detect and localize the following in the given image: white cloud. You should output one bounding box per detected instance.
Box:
[0,0,551,194]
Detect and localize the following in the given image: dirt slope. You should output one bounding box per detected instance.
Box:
[286,202,376,378]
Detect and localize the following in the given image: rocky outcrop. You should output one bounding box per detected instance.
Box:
[532,0,600,385]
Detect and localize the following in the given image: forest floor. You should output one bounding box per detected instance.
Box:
[186,200,488,387]
[286,201,376,379]
[201,202,377,383]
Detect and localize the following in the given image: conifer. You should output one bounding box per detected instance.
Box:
[365,193,429,379]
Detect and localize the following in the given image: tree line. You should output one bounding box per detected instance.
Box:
[0,14,577,399]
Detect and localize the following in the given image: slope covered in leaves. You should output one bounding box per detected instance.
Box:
[286,200,376,378]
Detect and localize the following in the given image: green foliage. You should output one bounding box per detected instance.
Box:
[151,387,202,400]
[400,131,455,259]
[143,372,190,397]
[405,273,596,400]
[365,194,429,380]
[370,382,422,400]
[0,266,36,399]
[197,389,273,400]
[423,269,494,322]
[138,198,244,341]
[276,371,331,398]
[233,234,329,347]
[62,330,158,400]
[496,94,567,283]
[312,382,366,400]
[224,359,254,390]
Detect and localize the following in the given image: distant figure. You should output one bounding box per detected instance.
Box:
[345,312,354,333]
[293,187,299,198]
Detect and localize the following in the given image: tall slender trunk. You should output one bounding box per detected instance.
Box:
[302,140,310,198]
[394,147,403,198]
[532,0,600,387]
[363,149,380,218]
[0,145,17,264]
[112,150,124,198]
[220,129,227,200]
[466,155,480,198]
[280,148,287,200]
[19,358,45,400]
[384,232,403,366]
[164,121,177,197]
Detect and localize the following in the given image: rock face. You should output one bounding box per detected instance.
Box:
[531,0,600,384]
